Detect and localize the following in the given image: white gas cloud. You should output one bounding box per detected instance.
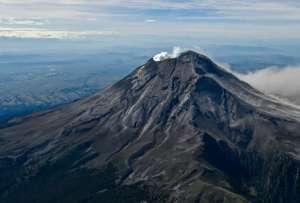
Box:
[153,47,184,61]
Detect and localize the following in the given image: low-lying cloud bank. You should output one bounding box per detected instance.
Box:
[233,66,300,105]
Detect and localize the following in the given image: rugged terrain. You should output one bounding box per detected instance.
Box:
[1,51,300,203]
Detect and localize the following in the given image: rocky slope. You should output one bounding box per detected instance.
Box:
[1,51,300,203]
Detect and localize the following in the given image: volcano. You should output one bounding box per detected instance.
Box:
[1,51,300,203]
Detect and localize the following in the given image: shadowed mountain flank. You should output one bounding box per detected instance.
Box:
[1,51,300,203]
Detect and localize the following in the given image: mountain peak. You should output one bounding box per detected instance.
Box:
[178,50,207,59]
[2,50,300,203]
[147,50,229,80]
[152,50,210,63]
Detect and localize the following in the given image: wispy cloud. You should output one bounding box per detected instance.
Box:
[0,27,117,39]
[145,19,157,23]
[0,17,46,25]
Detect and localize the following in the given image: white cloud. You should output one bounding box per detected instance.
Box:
[145,19,157,23]
[0,17,46,25]
[0,27,116,39]
[153,47,184,61]
[225,65,300,105]
[238,66,300,98]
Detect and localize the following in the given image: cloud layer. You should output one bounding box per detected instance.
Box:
[0,0,300,39]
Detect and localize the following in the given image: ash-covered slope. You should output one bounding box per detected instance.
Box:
[1,51,300,203]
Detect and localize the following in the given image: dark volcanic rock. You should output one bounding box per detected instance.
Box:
[1,51,300,203]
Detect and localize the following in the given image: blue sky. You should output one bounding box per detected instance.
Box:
[0,0,300,41]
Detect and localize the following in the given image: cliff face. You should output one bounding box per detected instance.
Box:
[1,51,300,203]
